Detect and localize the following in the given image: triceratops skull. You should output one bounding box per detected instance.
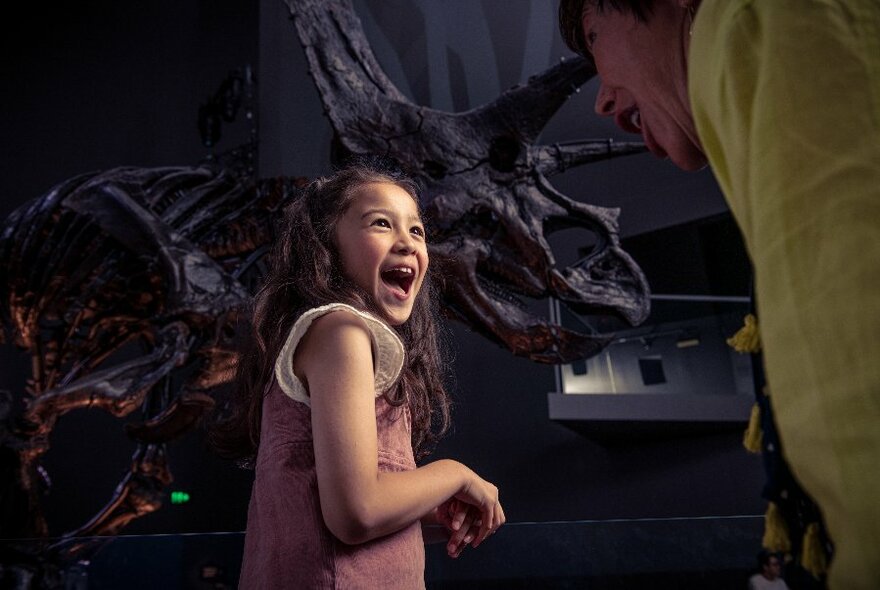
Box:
[287,0,650,362]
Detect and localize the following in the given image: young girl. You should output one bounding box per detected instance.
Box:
[214,161,505,588]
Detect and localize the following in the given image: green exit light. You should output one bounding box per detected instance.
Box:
[171,491,191,505]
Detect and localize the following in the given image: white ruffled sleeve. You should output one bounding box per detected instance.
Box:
[273,303,405,406]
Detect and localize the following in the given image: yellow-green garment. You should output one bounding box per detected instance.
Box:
[689,0,880,588]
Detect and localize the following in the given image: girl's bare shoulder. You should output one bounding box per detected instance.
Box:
[308,308,372,339]
[294,309,373,370]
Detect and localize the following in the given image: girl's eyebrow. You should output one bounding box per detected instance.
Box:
[361,208,423,224]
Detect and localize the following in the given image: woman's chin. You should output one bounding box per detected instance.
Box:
[668,147,709,172]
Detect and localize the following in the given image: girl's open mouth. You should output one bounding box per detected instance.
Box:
[381,266,415,295]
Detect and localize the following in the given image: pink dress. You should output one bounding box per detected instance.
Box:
[239,304,426,589]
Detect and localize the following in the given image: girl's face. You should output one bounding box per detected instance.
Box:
[334,182,428,326]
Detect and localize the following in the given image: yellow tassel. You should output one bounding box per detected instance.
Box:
[743,402,763,453]
[727,313,761,353]
[762,502,791,553]
[800,522,828,579]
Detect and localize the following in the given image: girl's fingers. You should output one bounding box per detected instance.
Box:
[473,501,503,548]
[451,503,467,531]
[447,510,476,556]
[473,508,492,547]
[434,506,449,528]
[450,512,472,544]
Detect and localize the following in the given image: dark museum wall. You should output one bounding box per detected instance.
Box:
[2,0,764,540]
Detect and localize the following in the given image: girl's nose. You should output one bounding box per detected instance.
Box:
[594,83,615,117]
[394,232,416,254]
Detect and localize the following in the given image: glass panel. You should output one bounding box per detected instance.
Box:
[553,295,753,398]
[0,515,764,589]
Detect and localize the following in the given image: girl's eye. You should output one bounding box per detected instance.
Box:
[411,226,425,238]
[372,218,391,228]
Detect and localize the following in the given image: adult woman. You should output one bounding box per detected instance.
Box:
[559,2,880,589]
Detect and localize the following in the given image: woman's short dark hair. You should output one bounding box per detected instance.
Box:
[558,0,656,58]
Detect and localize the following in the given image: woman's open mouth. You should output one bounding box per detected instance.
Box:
[381,266,416,296]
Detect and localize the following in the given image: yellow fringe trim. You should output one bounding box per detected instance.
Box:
[762,502,791,553]
[727,313,761,353]
[800,522,828,578]
[743,402,763,453]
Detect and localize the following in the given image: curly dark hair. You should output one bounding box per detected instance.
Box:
[558,0,655,58]
[211,159,452,462]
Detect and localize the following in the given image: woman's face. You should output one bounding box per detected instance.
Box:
[583,1,707,171]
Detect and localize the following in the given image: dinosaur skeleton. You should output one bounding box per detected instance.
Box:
[287,0,649,361]
[0,169,297,567]
[0,0,648,571]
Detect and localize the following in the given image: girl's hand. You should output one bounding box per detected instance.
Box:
[435,499,481,558]
[454,472,505,549]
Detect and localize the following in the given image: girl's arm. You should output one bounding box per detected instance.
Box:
[294,310,504,547]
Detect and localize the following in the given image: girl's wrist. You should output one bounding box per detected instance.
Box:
[430,458,470,493]
[446,459,474,494]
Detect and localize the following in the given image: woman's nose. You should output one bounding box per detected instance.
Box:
[594,83,615,117]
